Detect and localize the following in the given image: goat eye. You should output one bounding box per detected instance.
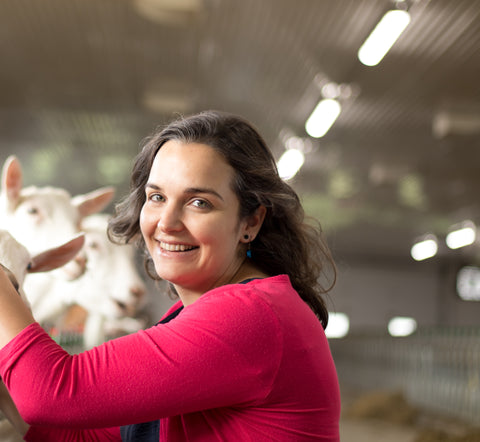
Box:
[27,206,39,215]
[88,241,99,250]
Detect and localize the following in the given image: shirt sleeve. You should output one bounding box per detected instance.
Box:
[24,425,121,442]
[0,285,282,431]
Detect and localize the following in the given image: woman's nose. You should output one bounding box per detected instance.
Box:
[156,204,183,232]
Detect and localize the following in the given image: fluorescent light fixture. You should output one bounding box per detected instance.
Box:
[446,221,476,249]
[388,316,417,337]
[411,235,438,261]
[277,148,305,180]
[358,9,411,66]
[305,99,341,138]
[456,266,480,301]
[325,312,350,339]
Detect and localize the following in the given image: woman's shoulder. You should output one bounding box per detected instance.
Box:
[207,274,292,301]
[187,274,298,323]
[201,275,322,332]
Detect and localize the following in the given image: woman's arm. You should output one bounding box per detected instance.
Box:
[0,267,35,348]
[0,266,125,441]
[0,265,37,437]
[0,286,280,429]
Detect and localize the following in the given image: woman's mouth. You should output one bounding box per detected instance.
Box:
[159,241,198,252]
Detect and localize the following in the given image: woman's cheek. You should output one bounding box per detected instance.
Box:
[139,206,152,237]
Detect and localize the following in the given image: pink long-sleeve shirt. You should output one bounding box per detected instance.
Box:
[0,275,340,441]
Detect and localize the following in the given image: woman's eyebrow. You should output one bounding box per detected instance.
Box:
[145,183,224,201]
[184,187,224,201]
[145,183,161,190]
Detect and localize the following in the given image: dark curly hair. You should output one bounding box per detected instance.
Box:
[108,110,336,328]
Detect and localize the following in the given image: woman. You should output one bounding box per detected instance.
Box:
[0,111,340,441]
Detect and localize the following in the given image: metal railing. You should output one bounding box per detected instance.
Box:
[329,326,480,424]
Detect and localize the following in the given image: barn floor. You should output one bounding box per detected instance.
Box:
[339,388,480,442]
[340,417,417,442]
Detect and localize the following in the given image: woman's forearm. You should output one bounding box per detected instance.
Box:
[0,268,35,349]
[0,380,29,436]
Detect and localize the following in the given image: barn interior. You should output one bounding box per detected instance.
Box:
[1,0,479,439]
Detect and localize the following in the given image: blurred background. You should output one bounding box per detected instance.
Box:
[1,0,479,440]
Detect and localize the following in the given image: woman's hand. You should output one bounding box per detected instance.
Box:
[0,265,35,348]
[0,266,32,436]
[0,264,21,295]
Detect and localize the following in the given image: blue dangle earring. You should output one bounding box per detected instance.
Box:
[244,235,252,258]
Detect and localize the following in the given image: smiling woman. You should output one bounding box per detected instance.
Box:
[0,110,340,442]
[139,139,267,305]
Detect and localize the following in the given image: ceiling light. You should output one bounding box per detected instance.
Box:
[133,0,203,24]
[446,221,477,249]
[142,78,193,113]
[432,108,480,138]
[411,235,438,261]
[277,148,305,181]
[325,312,350,339]
[321,82,341,99]
[305,99,341,138]
[456,266,480,301]
[358,9,411,67]
[388,316,417,337]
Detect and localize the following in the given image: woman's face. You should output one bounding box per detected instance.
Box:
[140,140,251,300]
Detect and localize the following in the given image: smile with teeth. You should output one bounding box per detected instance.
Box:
[160,241,197,252]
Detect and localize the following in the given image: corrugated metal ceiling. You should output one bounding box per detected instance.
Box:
[0,0,479,262]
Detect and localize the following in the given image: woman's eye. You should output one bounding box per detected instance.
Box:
[149,193,164,203]
[191,199,210,209]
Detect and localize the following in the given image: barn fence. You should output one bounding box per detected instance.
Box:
[329,326,480,425]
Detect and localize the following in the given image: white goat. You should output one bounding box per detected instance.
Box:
[1,156,146,349]
[58,214,147,349]
[0,229,85,442]
[0,155,114,254]
[0,155,115,324]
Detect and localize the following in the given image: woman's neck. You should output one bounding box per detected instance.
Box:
[175,260,270,307]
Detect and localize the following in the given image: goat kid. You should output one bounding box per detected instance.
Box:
[0,155,115,324]
[0,155,114,255]
[58,214,147,349]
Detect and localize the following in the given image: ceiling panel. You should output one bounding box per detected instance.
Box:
[1,0,479,264]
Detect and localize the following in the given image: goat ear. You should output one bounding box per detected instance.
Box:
[28,234,85,273]
[1,155,23,208]
[72,186,115,218]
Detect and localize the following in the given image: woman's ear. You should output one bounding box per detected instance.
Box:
[242,205,266,240]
